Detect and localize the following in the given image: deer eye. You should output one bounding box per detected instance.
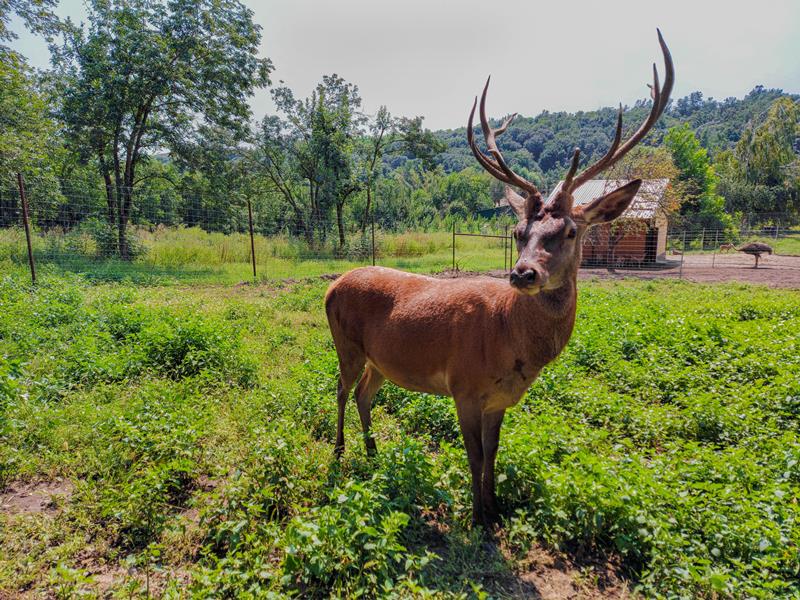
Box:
[566,228,577,239]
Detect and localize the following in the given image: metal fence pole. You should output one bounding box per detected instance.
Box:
[16,173,36,285]
[503,224,508,272]
[246,197,257,281]
[452,221,456,271]
[371,213,376,267]
[679,232,686,279]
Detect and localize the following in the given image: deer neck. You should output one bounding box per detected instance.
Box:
[508,268,578,367]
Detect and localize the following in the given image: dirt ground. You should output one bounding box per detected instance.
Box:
[0,479,73,515]
[583,253,800,288]
[438,253,800,289]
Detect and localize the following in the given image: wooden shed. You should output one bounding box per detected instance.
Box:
[546,178,670,266]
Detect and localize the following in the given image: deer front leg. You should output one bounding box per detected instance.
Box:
[455,400,484,526]
[481,409,506,526]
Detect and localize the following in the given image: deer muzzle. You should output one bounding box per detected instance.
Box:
[509,263,548,294]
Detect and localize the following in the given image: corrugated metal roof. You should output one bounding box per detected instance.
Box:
[546,179,669,219]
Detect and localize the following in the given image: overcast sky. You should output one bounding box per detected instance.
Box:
[11,0,800,130]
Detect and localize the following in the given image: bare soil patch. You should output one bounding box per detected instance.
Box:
[0,479,73,515]
[517,546,631,600]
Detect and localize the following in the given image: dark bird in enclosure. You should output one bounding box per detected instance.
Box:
[735,242,773,268]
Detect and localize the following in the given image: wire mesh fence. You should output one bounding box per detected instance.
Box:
[3,174,800,285]
[452,220,800,286]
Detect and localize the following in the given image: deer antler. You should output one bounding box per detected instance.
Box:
[468,77,543,217]
[567,29,674,192]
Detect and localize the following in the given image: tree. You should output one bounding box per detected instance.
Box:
[0,50,66,229]
[394,116,446,171]
[172,124,255,232]
[0,0,59,50]
[0,52,55,181]
[54,0,271,258]
[664,124,729,229]
[736,97,799,187]
[359,106,393,232]
[607,146,681,212]
[713,98,800,223]
[255,75,363,248]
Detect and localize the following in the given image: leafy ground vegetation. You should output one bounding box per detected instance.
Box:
[1,272,799,598]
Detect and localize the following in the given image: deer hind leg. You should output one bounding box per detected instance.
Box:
[354,364,384,456]
[333,343,365,459]
[455,400,484,526]
[481,409,506,526]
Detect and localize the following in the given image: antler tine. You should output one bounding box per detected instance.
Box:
[562,148,582,191]
[479,79,532,192]
[467,97,510,182]
[474,77,542,200]
[570,29,674,191]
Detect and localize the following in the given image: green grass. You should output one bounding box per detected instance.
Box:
[0,226,509,284]
[1,273,798,598]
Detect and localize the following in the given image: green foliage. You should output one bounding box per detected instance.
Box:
[665,124,732,230]
[1,274,799,598]
[281,479,431,597]
[718,97,800,220]
[53,0,271,258]
[0,51,58,181]
[0,0,58,47]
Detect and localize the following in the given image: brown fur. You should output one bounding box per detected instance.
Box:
[325,183,640,526]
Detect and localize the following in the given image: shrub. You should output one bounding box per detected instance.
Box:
[135,313,256,385]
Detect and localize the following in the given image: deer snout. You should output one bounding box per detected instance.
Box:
[510,263,548,293]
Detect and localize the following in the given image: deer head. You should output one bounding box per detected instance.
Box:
[468,30,673,295]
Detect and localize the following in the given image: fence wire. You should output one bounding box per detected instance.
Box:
[2,175,799,285]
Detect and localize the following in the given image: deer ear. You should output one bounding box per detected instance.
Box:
[573,179,642,225]
[505,186,543,221]
[504,186,527,220]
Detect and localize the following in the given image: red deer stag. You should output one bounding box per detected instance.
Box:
[326,31,674,526]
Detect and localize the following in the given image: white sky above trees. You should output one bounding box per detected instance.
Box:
[11,0,800,130]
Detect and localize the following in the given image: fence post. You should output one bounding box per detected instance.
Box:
[504,224,508,272]
[16,173,36,285]
[679,232,686,279]
[246,197,256,281]
[452,221,456,271]
[371,213,376,267]
[700,228,705,251]
[775,221,780,240]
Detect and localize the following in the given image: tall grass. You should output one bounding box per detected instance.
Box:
[0,225,510,283]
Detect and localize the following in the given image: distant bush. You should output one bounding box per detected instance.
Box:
[135,313,256,385]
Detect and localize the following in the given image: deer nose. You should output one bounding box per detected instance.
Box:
[510,267,538,287]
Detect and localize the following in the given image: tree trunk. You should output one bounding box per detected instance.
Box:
[98,151,116,228]
[362,184,372,234]
[118,187,130,260]
[336,202,345,249]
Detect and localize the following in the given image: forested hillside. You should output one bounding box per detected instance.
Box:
[426,87,795,191]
